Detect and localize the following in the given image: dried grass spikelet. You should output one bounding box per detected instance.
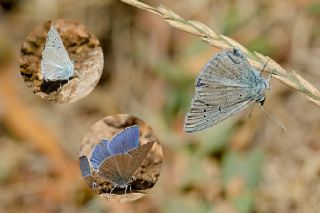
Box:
[121,0,320,106]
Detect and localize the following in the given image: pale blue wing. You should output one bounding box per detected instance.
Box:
[108,125,140,155]
[41,26,74,81]
[45,26,72,63]
[79,156,91,178]
[41,48,74,81]
[90,139,111,170]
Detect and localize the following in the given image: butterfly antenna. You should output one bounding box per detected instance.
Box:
[261,57,271,74]
[261,57,272,89]
[258,104,286,132]
[247,103,255,119]
[75,69,80,78]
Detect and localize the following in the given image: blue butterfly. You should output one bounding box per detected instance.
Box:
[89,125,154,194]
[41,26,75,81]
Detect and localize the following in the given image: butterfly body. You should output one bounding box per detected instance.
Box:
[184,48,269,133]
[41,26,75,81]
[249,69,269,103]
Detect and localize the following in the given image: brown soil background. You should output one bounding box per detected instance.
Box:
[0,0,319,212]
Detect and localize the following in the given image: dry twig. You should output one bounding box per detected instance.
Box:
[121,0,320,106]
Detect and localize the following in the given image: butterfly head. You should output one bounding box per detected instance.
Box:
[257,96,266,106]
[253,76,269,105]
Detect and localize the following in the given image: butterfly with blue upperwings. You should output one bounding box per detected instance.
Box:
[41,26,75,81]
[184,48,270,133]
[89,125,154,194]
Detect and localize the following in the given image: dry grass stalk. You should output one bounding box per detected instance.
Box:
[121,0,320,106]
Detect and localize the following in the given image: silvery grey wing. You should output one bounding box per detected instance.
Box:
[184,48,258,133]
[198,48,257,86]
[184,98,252,132]
[127,141,154,175]
[41,26,74,81]
[79,156,92,178]
[98,153,133,185]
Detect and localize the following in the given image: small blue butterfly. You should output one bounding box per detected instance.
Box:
[184,48,272,132]
[90,125,154,194]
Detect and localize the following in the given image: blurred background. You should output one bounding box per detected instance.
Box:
[0,0,320,212]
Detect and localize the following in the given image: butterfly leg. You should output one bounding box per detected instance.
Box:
[261,57,271,75]
[246,102,255,119]
[260,57,272,90]
[109,184,117,195]
[258,104,286,132]
[266,71,272,90]
[75,70,80,78]
[124,185,129,197]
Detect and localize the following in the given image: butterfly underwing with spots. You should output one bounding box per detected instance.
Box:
[41,26,74,81]
[184,48,270,133]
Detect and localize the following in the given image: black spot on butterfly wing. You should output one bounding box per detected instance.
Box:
[184,98,252,132]
[196,79,206,87]
[185,48,269,132]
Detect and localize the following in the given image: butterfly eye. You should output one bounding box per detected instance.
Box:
[92,182,97,188]
[258,97,266,106]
